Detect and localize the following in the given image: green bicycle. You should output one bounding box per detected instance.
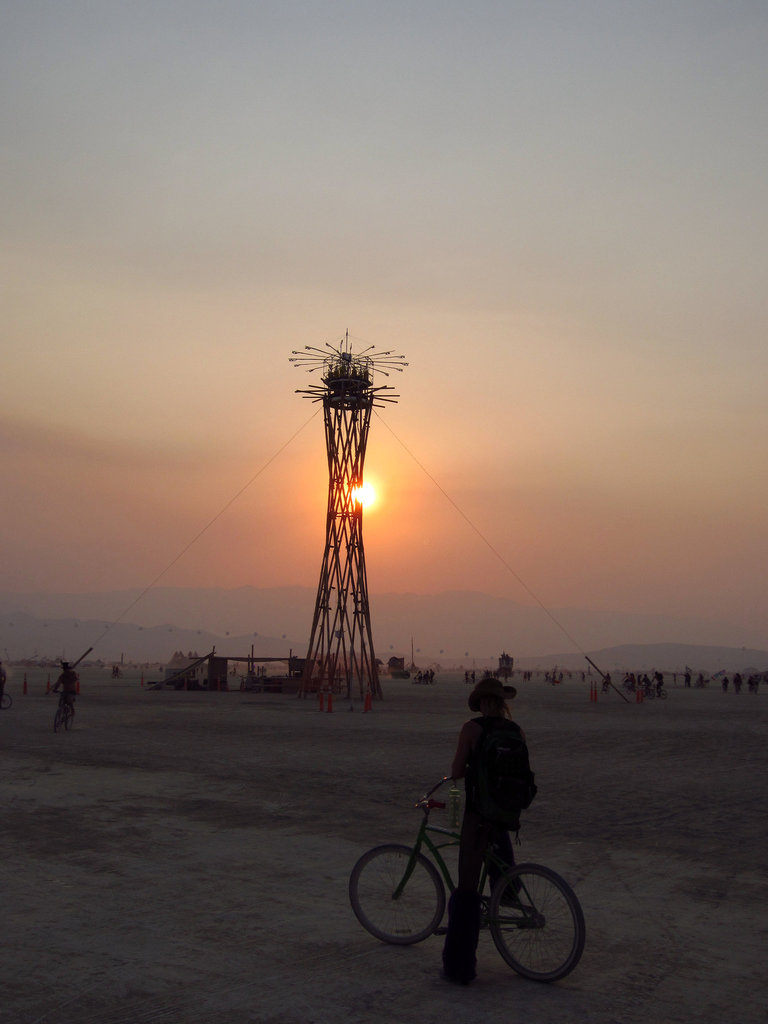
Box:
[349,778,585,982]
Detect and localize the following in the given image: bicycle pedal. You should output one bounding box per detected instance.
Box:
[434,926,448,935]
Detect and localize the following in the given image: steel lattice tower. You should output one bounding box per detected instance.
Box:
[290,333,407,701]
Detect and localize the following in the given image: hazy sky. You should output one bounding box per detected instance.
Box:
[2,2,767,645]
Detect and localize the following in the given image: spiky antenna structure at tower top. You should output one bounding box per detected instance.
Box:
[290,332,407,702]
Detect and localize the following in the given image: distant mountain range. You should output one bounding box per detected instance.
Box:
[0,586,765,673]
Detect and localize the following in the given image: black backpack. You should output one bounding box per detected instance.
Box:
[467,717,537,830]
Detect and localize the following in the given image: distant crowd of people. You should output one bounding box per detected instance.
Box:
[413,668,436,684]
[716,672,762,693]
[465,665,765,694]
[678,669,763,691]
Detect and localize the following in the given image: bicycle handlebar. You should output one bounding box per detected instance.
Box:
[415,776,452,813]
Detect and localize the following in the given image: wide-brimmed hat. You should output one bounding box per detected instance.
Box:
[468,677,517,712]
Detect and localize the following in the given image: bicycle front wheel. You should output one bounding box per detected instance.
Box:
[349,844,446,945]
[0,692,11,709]
[64,706,74,730]
[54,708,64,732]
[489,863,585,982]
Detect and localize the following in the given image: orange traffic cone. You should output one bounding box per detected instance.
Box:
[364,689,372,713]
[23,673,28,695]
[140,672,144,688]
[46,674,51,693]
[327,691,333,713]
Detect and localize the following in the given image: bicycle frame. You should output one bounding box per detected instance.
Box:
[394,778,511,903]
[53,694,75,732]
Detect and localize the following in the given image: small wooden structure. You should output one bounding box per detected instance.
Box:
[498,651,514,681]
[155,648,303,692]
[387,655,410,679]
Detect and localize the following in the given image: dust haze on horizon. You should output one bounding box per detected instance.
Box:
[2,3,767,649]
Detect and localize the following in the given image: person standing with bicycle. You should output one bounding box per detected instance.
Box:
[442,677,529,985]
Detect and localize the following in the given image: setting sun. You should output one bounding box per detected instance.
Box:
[352,481,376,509]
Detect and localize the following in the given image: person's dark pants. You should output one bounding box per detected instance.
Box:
[457,809,515,891]
[442,811,515,982]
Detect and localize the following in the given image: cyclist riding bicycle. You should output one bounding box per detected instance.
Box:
[53,662,79,708]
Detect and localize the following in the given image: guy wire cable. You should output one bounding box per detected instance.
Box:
[88,408,320,654]
[375,410,606,674]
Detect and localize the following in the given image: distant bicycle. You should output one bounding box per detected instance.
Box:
[0,691,11,710]
[644,687,668,701]
[53,694,75,732]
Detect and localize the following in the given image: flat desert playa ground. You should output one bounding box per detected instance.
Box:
[2,670,766,1024]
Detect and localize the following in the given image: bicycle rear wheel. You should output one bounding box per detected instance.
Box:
[488,863,585,982]
[64,705,74,730]
[54,708,64,732]
[0,692,11,709]
[349,844,446,945]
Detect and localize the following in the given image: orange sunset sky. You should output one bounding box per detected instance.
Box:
[2,3,767,646]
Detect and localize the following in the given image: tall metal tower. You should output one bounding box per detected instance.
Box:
[290,333,407,701]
